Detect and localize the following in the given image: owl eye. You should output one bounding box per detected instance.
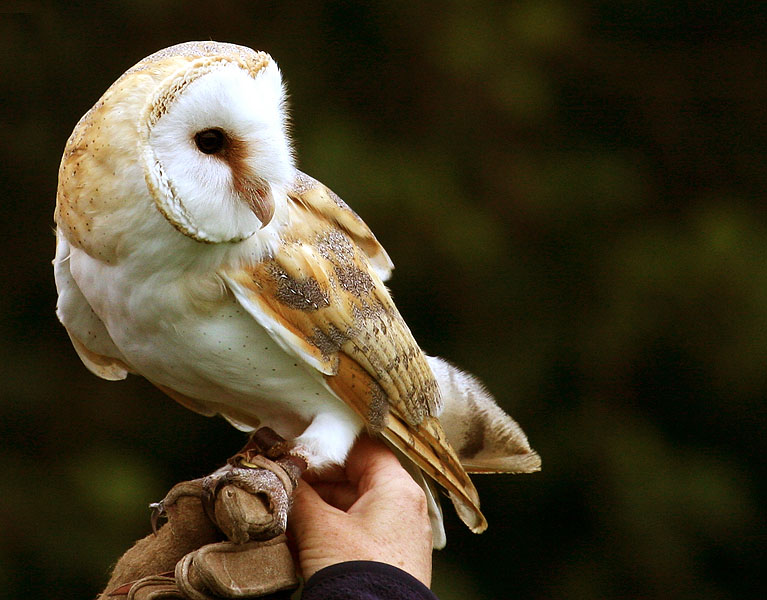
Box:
[194,129,226,154]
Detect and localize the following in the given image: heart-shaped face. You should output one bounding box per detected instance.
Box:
[144,56,293,243]
[57,42,295,259]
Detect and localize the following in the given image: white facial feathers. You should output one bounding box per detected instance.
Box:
[145,60,294,244]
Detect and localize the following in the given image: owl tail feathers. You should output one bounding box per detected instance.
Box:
[382,410,488,540]
[448,491,488,533]
[389,447,447,549]
[428,356,542,475]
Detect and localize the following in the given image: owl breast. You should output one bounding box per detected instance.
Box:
[64,246,355,438]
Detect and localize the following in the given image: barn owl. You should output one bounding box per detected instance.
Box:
[53,41,540,547]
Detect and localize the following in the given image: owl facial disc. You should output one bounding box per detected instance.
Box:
[141,57,292,244]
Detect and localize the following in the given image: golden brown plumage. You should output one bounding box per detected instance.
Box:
[226,172,486,531]
[54,42,538,547]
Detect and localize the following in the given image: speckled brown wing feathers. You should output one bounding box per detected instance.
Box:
[223,173,487,532]
[288,171,394,280]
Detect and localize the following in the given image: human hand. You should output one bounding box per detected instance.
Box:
[288,435,433,586]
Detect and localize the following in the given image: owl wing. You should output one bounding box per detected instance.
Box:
[289,171,394,281]
[53,234,131,381]
[222,175,487,533]
[54,234,219,418]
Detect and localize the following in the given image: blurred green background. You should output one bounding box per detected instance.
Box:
[1,2,765,599]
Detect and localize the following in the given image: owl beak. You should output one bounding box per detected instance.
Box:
[225,140,275,228]
[235,175,275,228]
[246,185,275,228]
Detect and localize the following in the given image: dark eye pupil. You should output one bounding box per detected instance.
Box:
[194,129,225,154]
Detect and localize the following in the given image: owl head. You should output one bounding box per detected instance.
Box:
[57,42,295,262]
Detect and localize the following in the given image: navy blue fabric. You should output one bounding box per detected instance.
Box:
[302,561,439,600]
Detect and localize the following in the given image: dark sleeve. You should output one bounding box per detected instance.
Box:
[301,561,439,600]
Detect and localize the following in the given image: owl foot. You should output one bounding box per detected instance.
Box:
[200,427,307,542]
[151,428,307,542]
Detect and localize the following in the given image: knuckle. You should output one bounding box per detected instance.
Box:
[400,478,428,514]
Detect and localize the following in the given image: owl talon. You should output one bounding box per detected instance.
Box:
[149,429,308,541]
[228,465,291,537]
[149,478,212,533]
[149,501,165,534]
[196,429,308,541]
[199,457,300,540]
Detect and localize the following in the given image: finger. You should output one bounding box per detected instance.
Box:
[344,435,410,495]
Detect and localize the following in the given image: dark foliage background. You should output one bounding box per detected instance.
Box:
[1,2,764,599]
